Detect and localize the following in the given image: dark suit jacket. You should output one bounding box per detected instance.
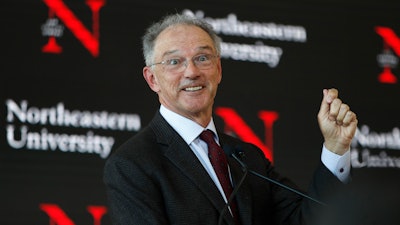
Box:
[104,112,343,225]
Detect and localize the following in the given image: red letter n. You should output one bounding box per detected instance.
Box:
[375,26,400,84]
[39,203,107,225]
[215,107,279,163]
[42,0,106,57]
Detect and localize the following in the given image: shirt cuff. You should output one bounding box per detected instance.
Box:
[321,145,351,183]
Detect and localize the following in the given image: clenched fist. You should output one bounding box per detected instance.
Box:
[317,88,358,155]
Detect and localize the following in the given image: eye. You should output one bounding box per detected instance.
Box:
[197,54,210,62]
[166,58,181,66]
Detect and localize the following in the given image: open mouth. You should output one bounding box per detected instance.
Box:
[184,86,203,92]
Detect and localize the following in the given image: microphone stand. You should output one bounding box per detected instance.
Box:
[217,161,248,225]
[217,145,327,225]
[231,153,327,207]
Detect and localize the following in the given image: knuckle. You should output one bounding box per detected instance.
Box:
[341,104,350,111]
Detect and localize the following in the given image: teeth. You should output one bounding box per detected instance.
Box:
[184,86,203,91]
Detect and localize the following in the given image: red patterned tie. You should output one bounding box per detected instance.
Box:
[200,130,240,225]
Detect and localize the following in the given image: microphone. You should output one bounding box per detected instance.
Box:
[229,145,327,207]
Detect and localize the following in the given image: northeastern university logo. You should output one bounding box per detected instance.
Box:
[41,0,106,57]
[376,26,400,84]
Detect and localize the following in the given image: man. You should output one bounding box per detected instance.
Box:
[103,13,358,225]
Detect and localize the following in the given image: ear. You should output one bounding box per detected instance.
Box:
[143,66,160,93]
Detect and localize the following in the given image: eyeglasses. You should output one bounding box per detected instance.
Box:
[149,53,218,73]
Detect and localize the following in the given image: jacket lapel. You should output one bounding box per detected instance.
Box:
[149,112,236,225]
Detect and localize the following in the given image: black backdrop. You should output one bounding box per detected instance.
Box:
[2,0,400,224]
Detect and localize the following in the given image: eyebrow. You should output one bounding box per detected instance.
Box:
[160,45,215,58]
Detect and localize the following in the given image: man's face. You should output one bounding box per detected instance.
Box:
[143,24,222,122]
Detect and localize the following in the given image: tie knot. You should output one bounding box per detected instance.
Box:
[199,130,216,144]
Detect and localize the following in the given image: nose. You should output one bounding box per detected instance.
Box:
[183,59,201,78]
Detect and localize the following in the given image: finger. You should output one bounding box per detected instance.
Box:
[326,88,338,104]
[319,89,329,114]
[342,110,357,126]
[319,88,334,114]
[335,103,350,125]
[329,98,342,121]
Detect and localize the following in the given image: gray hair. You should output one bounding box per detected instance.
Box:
[142,13,221,66]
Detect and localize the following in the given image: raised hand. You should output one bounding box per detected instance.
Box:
[317,88,358,155]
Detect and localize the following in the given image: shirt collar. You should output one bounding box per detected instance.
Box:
[159,105,219,144]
